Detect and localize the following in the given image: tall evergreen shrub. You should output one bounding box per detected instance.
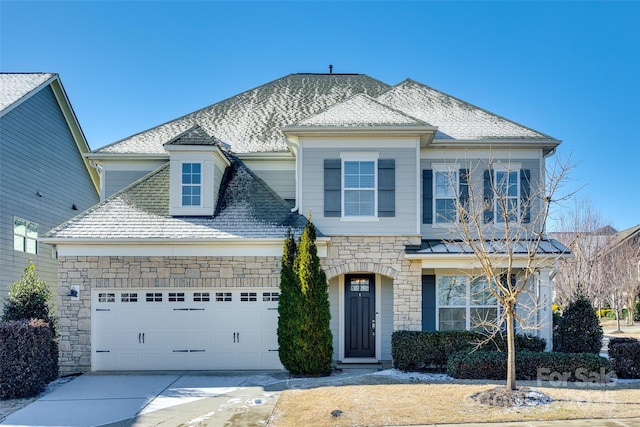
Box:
[555,291,603,354]
[296,217,333,375]
[277,217,333,376]
[277,228,303,372]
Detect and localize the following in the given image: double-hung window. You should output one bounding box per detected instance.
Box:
[437,275,498,331]
[14,217,38,254]
[343,159,376,217]
[494,169,519,223]
[181,163,201,206]
[434,167,459,223]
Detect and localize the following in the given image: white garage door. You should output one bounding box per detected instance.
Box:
[91,289,282,371]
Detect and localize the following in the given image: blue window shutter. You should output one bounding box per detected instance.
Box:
[378,159,395,217]
[324,159,341,217]
[423,169,433,224]
[483,169,494,223]
[520,169,531,223]
[459,168,469,209]
[422,275,436,331]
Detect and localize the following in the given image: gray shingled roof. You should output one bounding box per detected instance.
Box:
[96,74,391,155]
[45,153,308,240]
[165,125,226,147]
[0,73,55,114]
[377,79,554,141]
[94,73,558,156]
[291,93,431,128]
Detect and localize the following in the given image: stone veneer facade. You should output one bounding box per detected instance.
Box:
[322,235,423,331]
[57,236,423,374]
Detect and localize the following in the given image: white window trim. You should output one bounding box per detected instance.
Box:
[435,275,500,331]
[340,152,379,220]
[13,216,38,255]
[181,162,203,207]
[432,163,460,226]
[493,163,521,225]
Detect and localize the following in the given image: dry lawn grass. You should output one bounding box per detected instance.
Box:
[269,383,640,426]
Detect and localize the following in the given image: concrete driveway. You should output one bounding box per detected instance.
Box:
[1,371,290,427]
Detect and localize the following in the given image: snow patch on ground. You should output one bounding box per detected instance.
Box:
[371,369,452,382]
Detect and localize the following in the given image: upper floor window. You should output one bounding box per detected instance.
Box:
[14,217,37,254]
[324,155,394,219]
[434,168,459,223]
[181,163,201,206]
[343,160,376,217]
[423,166,468,225]
[495,170,519,223]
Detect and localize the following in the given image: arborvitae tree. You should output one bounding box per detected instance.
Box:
[277,228,303,372]
[2,260,59,381]
[555,290,603,354]
[296,216,333,375]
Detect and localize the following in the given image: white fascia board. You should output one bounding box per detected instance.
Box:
[85,153,169,161]
[282,126,438,138]
[430,139,561,154]
[302,138,419,149]
[47,238,329,258]
[237,151,294,160]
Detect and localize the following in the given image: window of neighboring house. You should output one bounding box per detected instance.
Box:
[495,170,519,223]
[181,163,202,206]
[343,160,376,217]
[437,275,498,331]
[14,217,38,254]
[434,168,458,223]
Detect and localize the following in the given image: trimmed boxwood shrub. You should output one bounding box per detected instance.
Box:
[0,319,57,398]
[391,330,546,372]
[447,350,612,381]
[608,337,640,379]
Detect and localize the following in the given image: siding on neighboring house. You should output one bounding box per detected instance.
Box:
[0,85,99,303]
[301,139,419,235]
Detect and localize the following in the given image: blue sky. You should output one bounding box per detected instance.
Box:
[1,1,639,231]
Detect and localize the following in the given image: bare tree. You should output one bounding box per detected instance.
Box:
[447,154,572,391]
[598,238,640,329]
[551,199,610,310]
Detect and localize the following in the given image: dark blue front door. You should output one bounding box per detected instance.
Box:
[345,275,375,358]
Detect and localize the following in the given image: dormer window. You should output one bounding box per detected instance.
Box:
[182,163,202,206]
[164,125,230,217]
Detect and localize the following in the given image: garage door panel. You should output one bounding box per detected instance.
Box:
[92,288,283,371]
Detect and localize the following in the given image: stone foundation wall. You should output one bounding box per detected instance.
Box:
[323,235,423,331]
[57,255,281,374]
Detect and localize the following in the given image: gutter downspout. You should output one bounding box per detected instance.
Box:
[89,160,104,200]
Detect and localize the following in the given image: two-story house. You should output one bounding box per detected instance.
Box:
[43,73,566,374]
[0,73,100,307]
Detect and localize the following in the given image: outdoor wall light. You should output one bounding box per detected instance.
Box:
[68,285,80,300]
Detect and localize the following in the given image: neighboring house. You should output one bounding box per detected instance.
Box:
[43,73,567,374]
[0,73,100,307]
